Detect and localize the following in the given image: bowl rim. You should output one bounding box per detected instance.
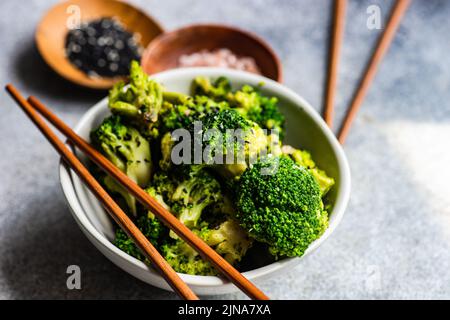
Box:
[141,23,283,82]
[35,0,165,90]
[59,67,351,287]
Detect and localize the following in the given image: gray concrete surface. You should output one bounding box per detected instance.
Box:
[0,0,449,299]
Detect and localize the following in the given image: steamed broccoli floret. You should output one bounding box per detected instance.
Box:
[193,77,285,138]
[309,168,335,197]
[210,193,236,218]
[199,109,268,178]
[146,172,176,217]
[236,156,328,258]
[114,212,165,260]
[114,184,169,261]
[201,108,250,161]
[114,227,143,260]
[286,147,316,169]
[232,85,285,138]
[103,175,138,215]
[158,93,228,134]
[192,76,232,100]
[160,219,252,275]
[91,115,152,216]
[148,167,224,232]
[171,166,223,229]
[159,132,174,171]
[137,212,166,242]
[109,61,163,137]
[160,238,217,275]
[203,107,251,132]
[249,96,284,137]
[146,185,172,211]
[159,100,196,132]
[199,219,252,265]
[282,146,335,196]
[91,115,152,186]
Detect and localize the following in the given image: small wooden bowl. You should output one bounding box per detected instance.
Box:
[36,0,164,90]
[141,24,282,82]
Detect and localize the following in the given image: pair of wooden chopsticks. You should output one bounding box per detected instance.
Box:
[5,85,269,301]
[324,0,411,143]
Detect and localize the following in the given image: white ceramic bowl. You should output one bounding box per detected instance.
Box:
[59,68,351,295]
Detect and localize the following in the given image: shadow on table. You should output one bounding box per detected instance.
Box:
[12,40,105,104]
[0,190,175,299]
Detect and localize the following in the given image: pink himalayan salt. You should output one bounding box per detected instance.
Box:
[178,48,261,74]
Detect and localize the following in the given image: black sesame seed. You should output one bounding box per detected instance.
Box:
[65,17,142,77]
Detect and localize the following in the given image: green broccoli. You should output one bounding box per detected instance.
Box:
[201,108,250,161]
[170,166,223,229]
[91,115,152,215]
[146,185,172,211]
[199,219,252,265]
[114,212,166,260]
[147,167,224,231]
[160,219,252,275]
[192,77,285,138]
[210,193,236,218]
[158,93,228,133]
[200,109,268,178]
[192,76,232,100]
[113,184,171,262]
[236,156,328,258]
[147,172,176,201]
[103,175,138,215]
[159,132,174,171]
[109,61,163,137]
[160,238,217,275]
[283,146,335,196]
[232,85,285,138]
[114,227,143,260]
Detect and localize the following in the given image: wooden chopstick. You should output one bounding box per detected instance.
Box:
[24,96,269,300]
[5,85,198,300]
[324,0,347,128]
[337,0,411,144]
